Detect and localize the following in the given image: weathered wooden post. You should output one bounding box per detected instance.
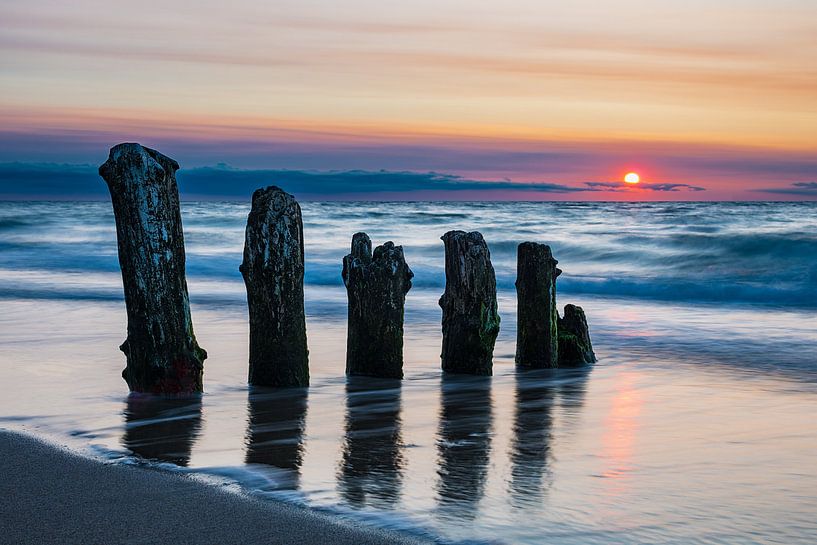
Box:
[558,304,596,366]
[99,143,206,394]
[515,242,561,368]
[439,230,500,375]
[240,186,309,387]
[342,233,413,379]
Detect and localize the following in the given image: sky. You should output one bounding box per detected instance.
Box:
[1,0,816,200]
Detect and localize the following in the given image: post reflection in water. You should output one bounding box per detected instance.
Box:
[435,375,493,521]
[338,377,405,509]
[509,370,556,506]
[122,394,203,467]
[508,367,592,507]
[245,386,309,490]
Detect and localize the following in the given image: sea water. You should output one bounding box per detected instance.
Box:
[0,201,815,544]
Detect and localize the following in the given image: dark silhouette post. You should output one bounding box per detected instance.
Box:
[240,186,309,387]
[558,304,596,366]
[515,242,561,369]
[439,230,500,376]
[99,143,206,394]
[342,233,413,379]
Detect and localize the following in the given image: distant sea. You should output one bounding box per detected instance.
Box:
[1,201,815,544]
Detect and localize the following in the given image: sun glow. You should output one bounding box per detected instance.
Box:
[624,172,640,184]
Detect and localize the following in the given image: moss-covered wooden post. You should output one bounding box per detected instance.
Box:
[99,143,206,394]
[439,230,500,375]
[240,186,309,387]
[342,233,413,379]
[515,242,561,368]
[558,304,596,366]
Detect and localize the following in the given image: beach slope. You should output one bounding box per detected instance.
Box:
[0,430,429,545]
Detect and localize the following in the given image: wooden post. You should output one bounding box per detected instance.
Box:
[558,304,596,366]
[342,233,413,379]
[240,186,309,387]
[439,230,500,375]
[515,242,561,368]
[99,143,206,394]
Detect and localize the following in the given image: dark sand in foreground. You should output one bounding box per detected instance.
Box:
[0,430,431,545]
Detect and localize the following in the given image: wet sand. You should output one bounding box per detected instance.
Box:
[0,430,430,545]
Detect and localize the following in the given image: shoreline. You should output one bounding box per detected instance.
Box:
[0,429,433,545]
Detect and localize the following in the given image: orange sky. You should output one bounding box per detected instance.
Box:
[1,0,815,199]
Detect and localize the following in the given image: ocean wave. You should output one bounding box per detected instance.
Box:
[3,273,813,309]
[557,276,816,307]
[0,218,31,231]
[1,201,815,309]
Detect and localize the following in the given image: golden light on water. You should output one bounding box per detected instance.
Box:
[624,172,640,184]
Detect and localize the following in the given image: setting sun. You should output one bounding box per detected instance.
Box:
[624,172,640,184]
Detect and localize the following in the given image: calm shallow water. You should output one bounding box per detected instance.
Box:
[1,201,816,544]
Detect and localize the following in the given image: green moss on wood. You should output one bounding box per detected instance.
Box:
[439,230,499,376]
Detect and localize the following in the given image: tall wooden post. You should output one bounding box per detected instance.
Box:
[240,186,309,387]
[342,233,413,379]
[439,230,500,375]
[99,143,206,394]
[515,242,561,368]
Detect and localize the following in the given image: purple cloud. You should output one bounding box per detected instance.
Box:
[0,162,592,200]
[755,182,817,196]
[584,181,706,192]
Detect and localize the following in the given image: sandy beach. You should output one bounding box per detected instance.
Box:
[0,430,430,545]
